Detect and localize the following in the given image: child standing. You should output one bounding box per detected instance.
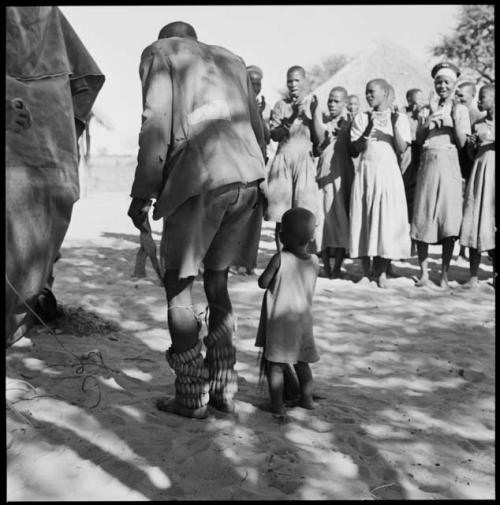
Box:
[256,208,320,418]
[459,84,495,288]
[310,86,354,278]
[265,66,319,252]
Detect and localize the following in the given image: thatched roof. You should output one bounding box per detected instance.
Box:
[312,40,433,111]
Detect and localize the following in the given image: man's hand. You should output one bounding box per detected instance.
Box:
[6,98,32,133]
[390,111,399,127]
[128,198,152,233]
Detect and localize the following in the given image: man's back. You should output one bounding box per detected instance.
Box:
[132,37,265,220]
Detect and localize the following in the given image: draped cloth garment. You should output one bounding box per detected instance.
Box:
[5,6,104,346]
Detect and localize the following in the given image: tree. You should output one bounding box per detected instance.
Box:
[277,53,352,99]
[432,4,494,84]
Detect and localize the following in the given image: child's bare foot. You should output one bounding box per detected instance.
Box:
[357,276,370,285]
[156,397,209,419]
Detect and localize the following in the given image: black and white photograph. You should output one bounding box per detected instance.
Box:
[6,4,495,500]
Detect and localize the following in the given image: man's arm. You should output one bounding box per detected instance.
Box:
[130,46,173,201]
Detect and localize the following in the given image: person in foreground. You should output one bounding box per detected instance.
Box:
[459,84,495,288]
[255,208,320,421]
[128,21,266,419]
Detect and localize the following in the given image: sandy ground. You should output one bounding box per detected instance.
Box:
[7,185,495,500]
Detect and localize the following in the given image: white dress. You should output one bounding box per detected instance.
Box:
[349,109,411,259]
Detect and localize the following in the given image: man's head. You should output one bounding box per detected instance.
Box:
[158,21,197,40]
[286,66,307,100]
[247,65,263,96]
[347,94,360,116]
[327,86,348,118]
[455,82,477,107]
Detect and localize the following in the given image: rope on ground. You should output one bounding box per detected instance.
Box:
[6,273,119,409]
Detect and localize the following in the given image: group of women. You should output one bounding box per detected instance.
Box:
[262,62,495,289]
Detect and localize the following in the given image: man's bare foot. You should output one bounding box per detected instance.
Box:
[357,276,370,285]
[462,277,479,289]
[156,397,209,419]
[209,397,236,414]
[298,396,316,410]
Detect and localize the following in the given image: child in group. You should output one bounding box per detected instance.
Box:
[310,86,354,278]
[265,66,319,252]
[255,208,320,419]
[346,94,361,121]
[349,78,412,288]
[459,84,495,288]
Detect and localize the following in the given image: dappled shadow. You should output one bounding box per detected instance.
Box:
[6,224,494,498]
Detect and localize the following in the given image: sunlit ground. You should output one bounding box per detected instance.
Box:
[7,158,495,500]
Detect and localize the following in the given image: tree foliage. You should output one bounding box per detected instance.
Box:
[432,4,494,83]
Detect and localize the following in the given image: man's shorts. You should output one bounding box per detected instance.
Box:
[161,183,264,279]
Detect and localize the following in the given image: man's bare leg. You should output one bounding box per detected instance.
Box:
[204,268,238,413]
[157,271,209,419]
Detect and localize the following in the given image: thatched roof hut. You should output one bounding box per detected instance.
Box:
[312,40,433,111]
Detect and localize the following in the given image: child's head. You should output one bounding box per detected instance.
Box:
[286,66,307,100]
[247,65,263,96]
[280,208,316,247]
[347,94,360,115]
[477,84,495,113]
[327,87,348,117]
[455,82,476,107]
[365,78,390,109]
[406,88,424,109]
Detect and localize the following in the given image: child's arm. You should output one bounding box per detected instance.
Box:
[451,103,471,150]
[350,112,374,156]
[270,101,297,143]
[309,95,326,148]
[391,112,411,155]
[258,253,281,289]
